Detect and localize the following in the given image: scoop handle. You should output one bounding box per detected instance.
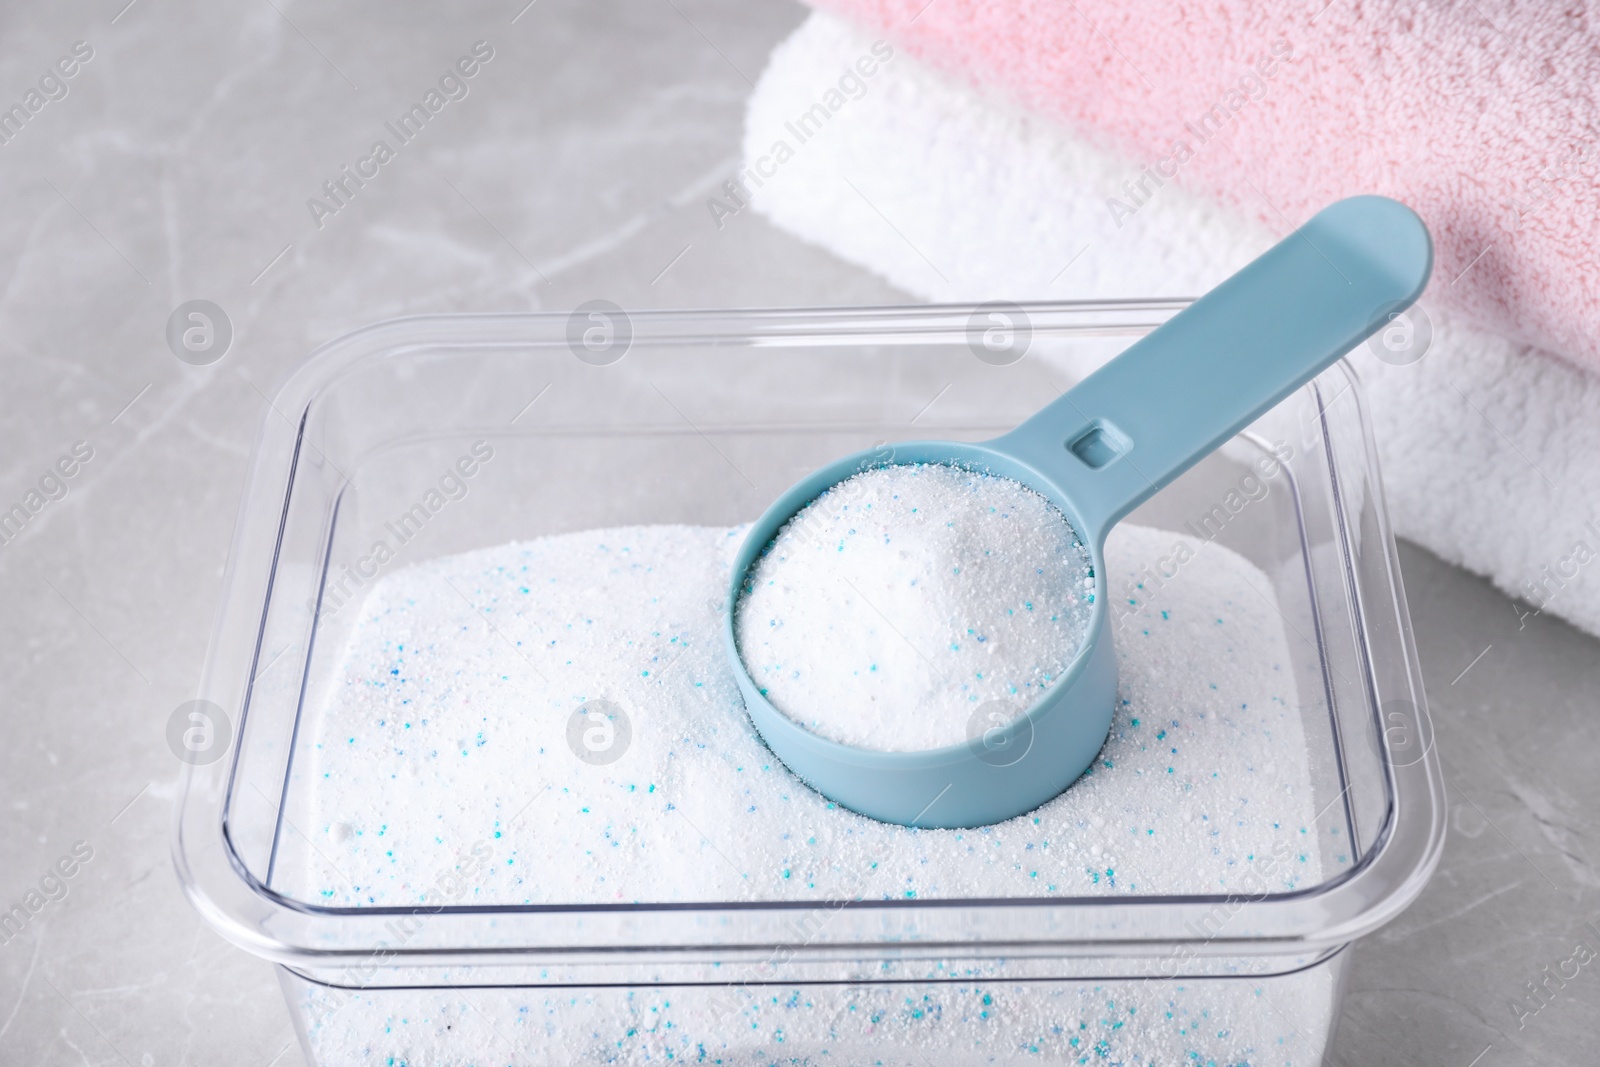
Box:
[993,195,1432,543]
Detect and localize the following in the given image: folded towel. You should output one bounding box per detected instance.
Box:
[735,12,1600,639]
[805,0,1600,372]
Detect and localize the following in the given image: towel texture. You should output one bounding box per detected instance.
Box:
[806,0,1600,372]
[736,12,1600,638]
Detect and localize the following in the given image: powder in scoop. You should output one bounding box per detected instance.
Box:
[734,463,1094,751]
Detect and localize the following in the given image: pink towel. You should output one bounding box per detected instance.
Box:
[810,0,1600,370]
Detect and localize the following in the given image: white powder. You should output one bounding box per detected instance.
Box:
[279,522,1327,903]
[297,965,1341,1066]
[735,463,1095,751]
[277,520,1340,1065]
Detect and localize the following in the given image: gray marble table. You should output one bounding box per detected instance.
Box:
[1,1,1594,1063]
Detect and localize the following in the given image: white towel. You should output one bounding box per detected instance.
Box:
[729,11,1600,639]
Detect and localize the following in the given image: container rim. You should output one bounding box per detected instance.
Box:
[172,301,1446,968]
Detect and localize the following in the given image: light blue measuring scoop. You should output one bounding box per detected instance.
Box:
[723,195,1432,829]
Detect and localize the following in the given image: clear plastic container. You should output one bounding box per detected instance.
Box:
[174,302,1445,1065]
